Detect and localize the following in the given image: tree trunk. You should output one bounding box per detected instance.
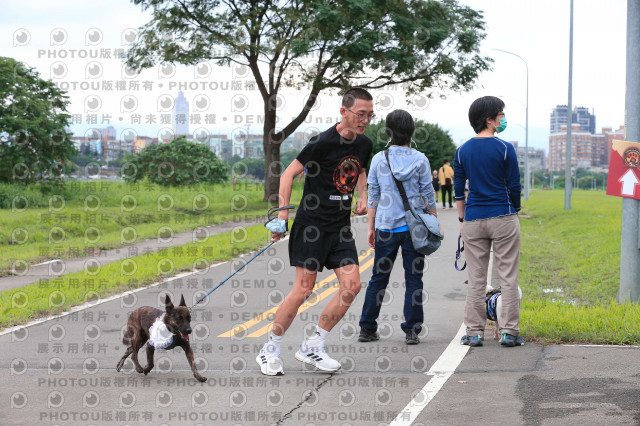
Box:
[262,89,319,202]
[263,108,281,203]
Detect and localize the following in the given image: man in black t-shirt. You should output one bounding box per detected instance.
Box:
[257,88,374,375]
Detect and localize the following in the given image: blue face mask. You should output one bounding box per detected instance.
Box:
[496,116,507,133]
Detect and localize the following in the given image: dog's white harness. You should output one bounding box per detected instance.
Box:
[148,314,174,350]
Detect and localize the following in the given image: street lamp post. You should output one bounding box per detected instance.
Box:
[493,48,529,201]
[565,0,574,210]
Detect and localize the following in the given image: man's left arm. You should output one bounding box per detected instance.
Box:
[354,169,368,215]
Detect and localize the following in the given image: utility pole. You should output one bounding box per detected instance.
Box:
[619,0,640,303]
[564,0,574,210]
[493,48,529,201]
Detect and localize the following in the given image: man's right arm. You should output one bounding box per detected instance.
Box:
[278,159,305,221]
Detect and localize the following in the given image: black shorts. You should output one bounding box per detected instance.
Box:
[288,222,359,272]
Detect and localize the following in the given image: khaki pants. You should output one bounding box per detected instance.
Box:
[462,214,521,336]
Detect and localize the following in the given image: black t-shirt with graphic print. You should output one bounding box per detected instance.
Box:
[294,124,373,232]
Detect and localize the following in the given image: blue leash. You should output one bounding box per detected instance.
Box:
[190,205,294,309]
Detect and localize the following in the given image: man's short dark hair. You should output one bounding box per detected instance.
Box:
[468,96,505,134]
[342,88,373,108]
[385,109,415,146]
[443,159,449,164]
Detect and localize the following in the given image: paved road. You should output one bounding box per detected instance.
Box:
[1,209,638,425]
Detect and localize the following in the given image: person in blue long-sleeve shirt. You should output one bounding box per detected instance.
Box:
[454,96,525,348]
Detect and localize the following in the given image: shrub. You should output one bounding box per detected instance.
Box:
[123,137,229,186]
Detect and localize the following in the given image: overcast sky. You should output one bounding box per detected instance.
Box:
[0,0,628,151]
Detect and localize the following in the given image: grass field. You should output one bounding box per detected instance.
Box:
[519,190,640,344]
[0,180,302,273]
[0,224,272,328]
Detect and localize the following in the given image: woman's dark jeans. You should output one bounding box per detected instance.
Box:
[359,229,425,334]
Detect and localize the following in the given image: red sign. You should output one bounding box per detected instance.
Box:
[607,139,640,199]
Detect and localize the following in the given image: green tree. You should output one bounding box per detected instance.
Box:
[71,153,102,167]
[123,137,228,186]
[364,119,456,171]
[108,151,128,168]
[226,155,243,167]
[126,0,491,201]
[231,158,266,180]
[533,168,550,189]
[280,150,299,170]
[0,57,75,183]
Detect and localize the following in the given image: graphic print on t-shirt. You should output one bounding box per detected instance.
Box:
[332,155,362,194]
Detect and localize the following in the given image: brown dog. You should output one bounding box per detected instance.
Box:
[116,294,206,382]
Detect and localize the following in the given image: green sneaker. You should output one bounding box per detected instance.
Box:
[460,335,483,347]
[500,332,525,347]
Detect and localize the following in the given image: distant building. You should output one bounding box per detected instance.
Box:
[207,137,223,156]
[549,105,569,135]
[244,137,263,159]
[70,136,90,154]
[574,107,596,135]
[511,141,546,172]
[89,139,102,155]
[218,139,233,160]
[293,132,307,151]
[602,125,625,166]
[104,140,133,161]
[102,126,116,140]
[292,130,319,151]
[280,136,297,153]
[134,136,155,153]
[550,105,596,134]
[83,126,117,143]
[173,91,190,136]
[548,124,611,171]
[232,138,246,158]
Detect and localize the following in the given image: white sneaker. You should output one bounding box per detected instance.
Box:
[295,338,341,372]
[256,343,284,376]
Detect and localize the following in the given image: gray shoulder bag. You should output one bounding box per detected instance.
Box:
[384,149,443,256]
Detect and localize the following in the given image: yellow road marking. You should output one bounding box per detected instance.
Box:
[246,256,376,337]
[216,307,279,338]
[217,248,374,338]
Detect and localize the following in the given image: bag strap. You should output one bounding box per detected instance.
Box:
[384,149,410,212]
[455,233,467,271]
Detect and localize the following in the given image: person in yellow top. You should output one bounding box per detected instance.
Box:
[439,159,454,209]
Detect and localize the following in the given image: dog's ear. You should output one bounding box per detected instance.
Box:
[179,294,187,307]
[165,294,174,311]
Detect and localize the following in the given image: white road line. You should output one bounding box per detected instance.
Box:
[388,323,469,426]
[0,258,237,336]
[32,259,61,267]
[0,268,211,336]
[1,236,293,336]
